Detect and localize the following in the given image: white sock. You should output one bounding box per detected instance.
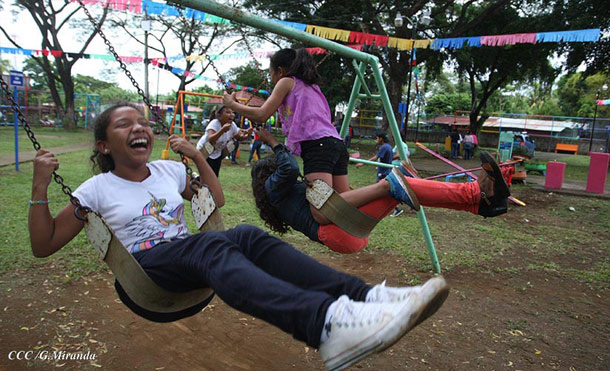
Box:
[320,300,339,344]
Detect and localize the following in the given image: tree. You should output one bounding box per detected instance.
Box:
[241,0,518,139]
[557,72,609,118]
[0,59,11,75]
[242,0,606,137]
[225,61,270,98]
[553,1,610,75]
[0,1,109,129]
[109,8,238,99]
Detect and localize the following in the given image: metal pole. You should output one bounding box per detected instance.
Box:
[172,0,378,65]
[589,89,600,153]
[143,8,151,120]
[13,87,19,171]
[156,68,160,106]
[405,45,414,140]
[415,96,421,137]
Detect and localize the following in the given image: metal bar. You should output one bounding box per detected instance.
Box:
[358,94,381,99]
[424,160,522,180]
[339,61,366,138]
[416,142,477,178]
[13,87,19,171]
[172,0,377,64]
[369,62,439,274]
[349,158,395,168]
[173,0,440,273]
[352,60,374,98]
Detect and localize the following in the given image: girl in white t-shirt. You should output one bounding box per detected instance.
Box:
[196,104,251,176]
[27,103,448,370]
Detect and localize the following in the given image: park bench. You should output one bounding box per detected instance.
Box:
[555,143,578,155]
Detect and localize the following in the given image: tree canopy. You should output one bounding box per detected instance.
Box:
[0,0,109,129]
[242,0,608,136]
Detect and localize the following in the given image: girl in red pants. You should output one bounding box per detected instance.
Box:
[252,129,509,254]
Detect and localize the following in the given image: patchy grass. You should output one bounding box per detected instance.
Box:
[0,126,91,156]
[1,132,609,291]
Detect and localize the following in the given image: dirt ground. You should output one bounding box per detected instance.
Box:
[1,187,609,371]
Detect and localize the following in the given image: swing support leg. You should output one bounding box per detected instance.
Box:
[173,0,441,274]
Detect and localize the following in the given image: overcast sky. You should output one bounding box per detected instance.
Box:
[0,1,269,96]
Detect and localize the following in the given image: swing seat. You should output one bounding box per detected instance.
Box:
[305,179,381,238]
[83,184,223,323]
[199,140,234,160]
[191,184,225,232]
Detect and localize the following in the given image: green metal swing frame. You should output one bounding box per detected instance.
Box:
[171,0,441,273]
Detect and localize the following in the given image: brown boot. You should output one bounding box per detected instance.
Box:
[477,152,510,217]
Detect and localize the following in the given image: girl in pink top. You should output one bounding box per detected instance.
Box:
[224,48,352,223]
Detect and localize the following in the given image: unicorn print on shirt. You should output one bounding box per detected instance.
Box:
[124,192,186,251]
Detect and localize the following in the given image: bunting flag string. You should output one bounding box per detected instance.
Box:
[305,25,351,42]
[151,60,270,95]
[69,0,600,52]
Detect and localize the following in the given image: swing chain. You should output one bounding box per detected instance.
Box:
[78,0,195,177]
[77,0,163,129]
[0,74,85,211]
[235,24,271,94]
[174,7,230,92]
[174,6,268,107]
[315,52,333,68]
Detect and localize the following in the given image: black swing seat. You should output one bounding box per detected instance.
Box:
[305,179,381,238]
[83,185,224,323]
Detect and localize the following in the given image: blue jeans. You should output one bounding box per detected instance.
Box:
[248,139,262,163]
[451,143,460,158]
[463,142,474,159]
[230,139,239,162]
[133,225,370,347]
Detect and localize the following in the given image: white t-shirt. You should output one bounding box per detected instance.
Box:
[195,119,239,159]
[73,160,190,254]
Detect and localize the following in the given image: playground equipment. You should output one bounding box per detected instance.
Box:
[73,93,101,128]
[160,91,248,160]
[416,142,526,207]
[170,0,441,272]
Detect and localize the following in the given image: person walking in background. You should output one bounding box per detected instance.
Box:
[247,123,263,167]
[355,131,393,181]
[463,131,475,160]
[450,127,462,159]
[389,140,412,217]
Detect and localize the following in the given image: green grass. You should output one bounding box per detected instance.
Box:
[0,126,92,157]
[1,132,609,289]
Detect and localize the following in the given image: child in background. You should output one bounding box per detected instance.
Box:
[355,131,393,181]
[247,123,263,167]
[252,128,511,254]
[196,105,250,176]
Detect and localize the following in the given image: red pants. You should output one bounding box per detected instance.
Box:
[318,178,481,254]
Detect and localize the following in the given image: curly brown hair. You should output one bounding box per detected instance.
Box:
[250,156,291,234]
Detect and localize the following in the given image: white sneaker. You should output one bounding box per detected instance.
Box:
[319,293,426,371]
[389,208,404,217]
[366,280,417,303]
[367,276,450,328]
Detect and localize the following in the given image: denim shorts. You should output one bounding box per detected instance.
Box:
[300,136,349,175]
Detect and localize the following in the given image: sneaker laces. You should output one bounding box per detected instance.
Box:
[330,295,386,330]
[367,281,417,303]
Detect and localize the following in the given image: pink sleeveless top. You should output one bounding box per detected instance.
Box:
[277,77,341,156]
